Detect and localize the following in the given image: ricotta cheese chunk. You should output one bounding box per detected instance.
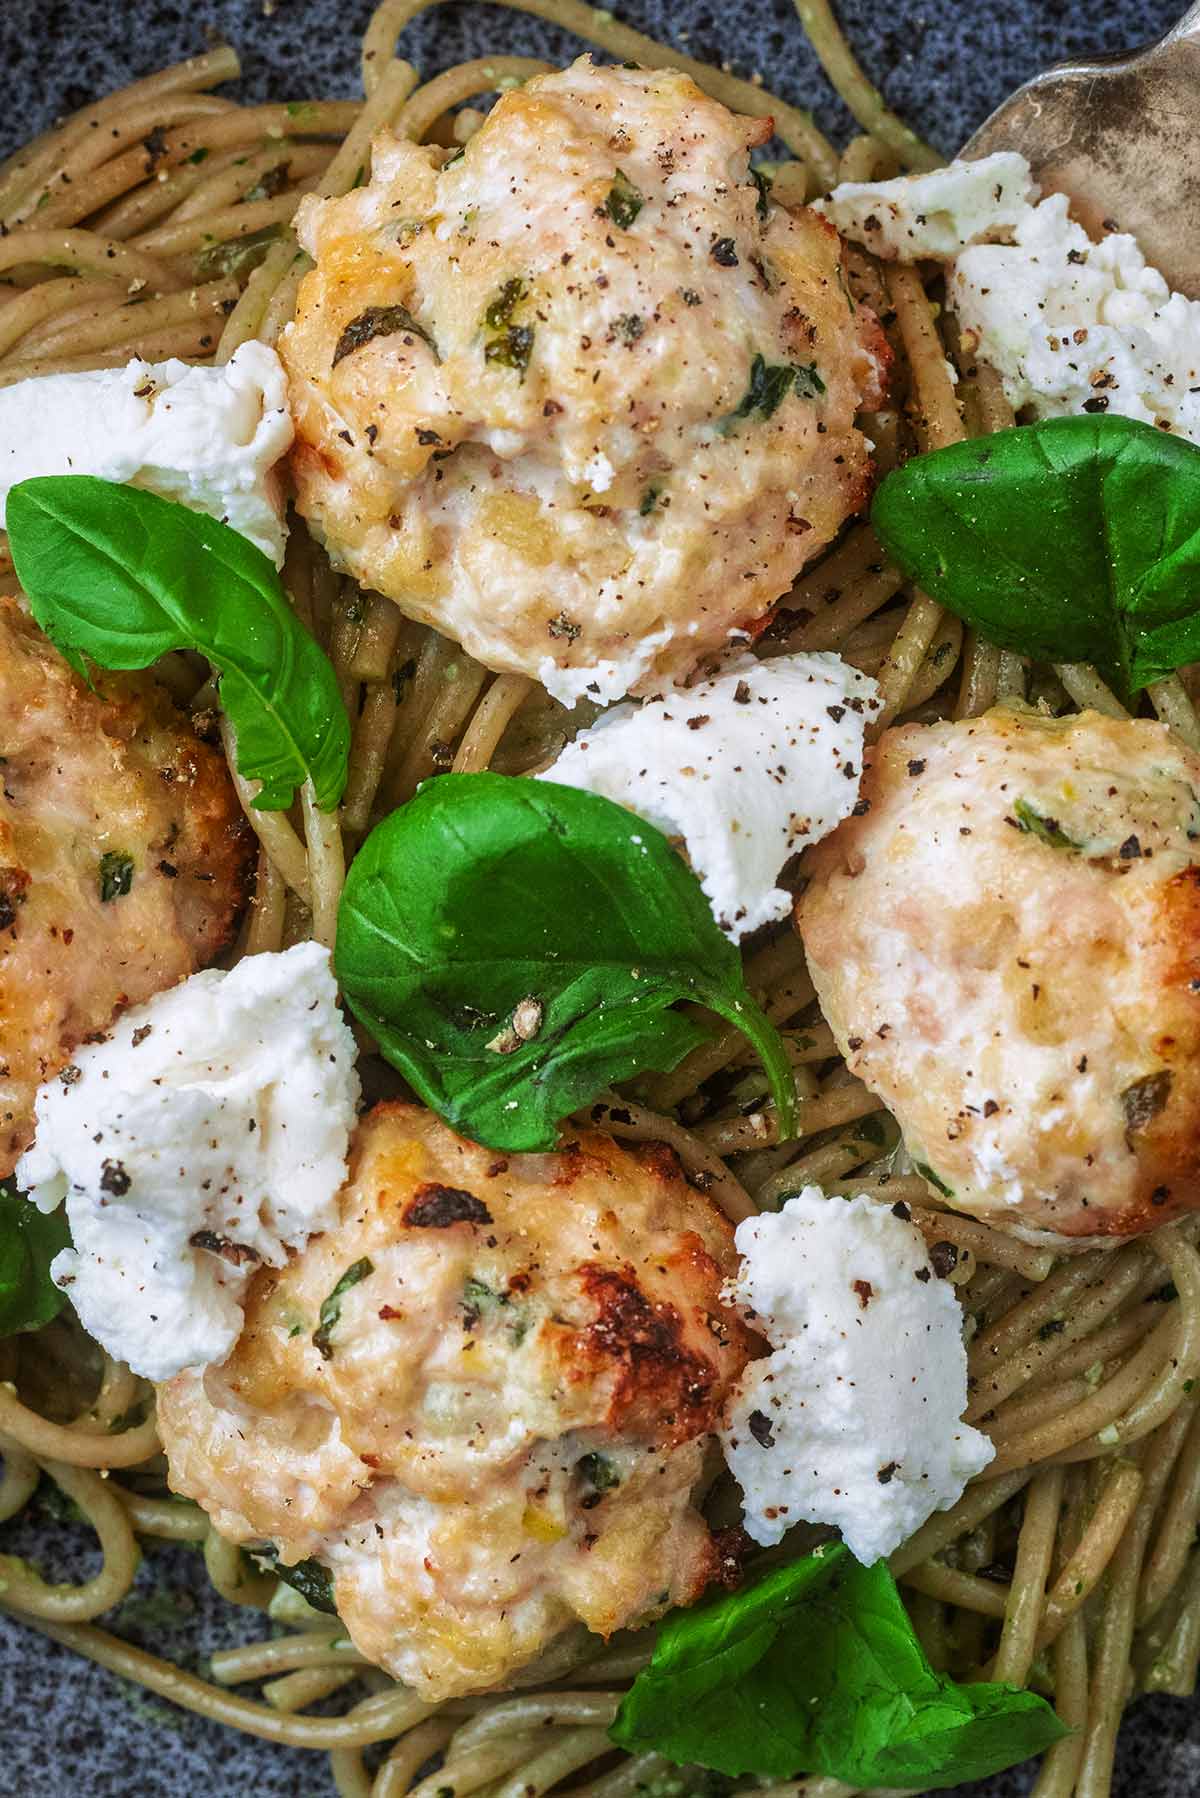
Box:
[814,153,1200,443]
[540,652,879,940]
[951,194,1200,441]
[720,1187,993,1564]
[0,340,293,563]
[16,942,360,1382]
[814,152,1034,261]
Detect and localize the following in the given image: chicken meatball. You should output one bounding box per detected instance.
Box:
[0,599,252,1175]
[157,1102,753,1698]
[797,705,1200,1240]
[281,58,885,706]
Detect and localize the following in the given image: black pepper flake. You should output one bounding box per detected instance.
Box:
[547,611,581,642]
[1082,395,1110,413]
[914,1266,932,1283]
[1118,834,1142,859]
[732,680,752,705]
[891,1200,912,1221]
[877,1461,899,1484]
[131,1025,153,1047]
[710,236,739,267]
[983,1098,1000,1117]
[907,758,926,777]
[747,1409,775,1448]
[416,427,443,445]
[686,714,711,731]
[99,1159,131,1196]
[826,704,845,722]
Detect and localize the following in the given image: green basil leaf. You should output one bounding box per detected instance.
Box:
[871,414,1200,697]
[334,772,795,1152]
[6,476,350,810]
[0,1182,70,1337]
[612,1551,1066,1789]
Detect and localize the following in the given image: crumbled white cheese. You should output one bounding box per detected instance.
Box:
[0,340,293,563]
[16,943,359,1382]
[952,194,1200,441]
[814,152,1200,443]
[539,652,879,940]
[720,1187,993,1564]
[814,152,1034,260]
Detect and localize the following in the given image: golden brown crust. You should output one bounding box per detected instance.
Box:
[0,597,253,1174]
[159,1101,753,1697]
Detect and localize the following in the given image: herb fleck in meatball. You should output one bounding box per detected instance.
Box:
[157,1103,754,1698]
[0,599,252,1176]
[281,58,886,706]
[798,705,1200,1240]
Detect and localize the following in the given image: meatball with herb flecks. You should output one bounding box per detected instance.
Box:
[797,704,1200,1241]
[157,1101,754,1698]
[0,597,252,1177]
[281,57,886,707]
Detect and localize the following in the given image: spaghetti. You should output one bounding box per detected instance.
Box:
[0,5,1198,1797]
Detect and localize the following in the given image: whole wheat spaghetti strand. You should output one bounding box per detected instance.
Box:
[244,847,288,956]
[389,657,489,805]
[900,1560,1010,1619]
[0,276,127,360]
[452,675,534,773]
[0,1458,139,1621]
[969,1244,1137,1382]
[21,281,239,361]
[132,190,318,261]
[218,718,314,906]
[301,780,347,951]
[23,96,239,231]
[0,1382,159,1468]
[0,325,225,385]
[889,1469,1033,1576]
[1074,1454,1160,1798]
[1137,1401,1200,1625]
[169,142,334,223]
[0,1609,435,1747]
[1142,1550,1200,1694]
[332,1745,376,1798]
[409,1730,549,1798]
[1051,1229,1200,1461]
[0,228,181,294]
[792,0,939,171]
[395,59,555,146]
[362,0,839,182]
[0,1435,39,1524]
[451,1694,620,1751]
[1054,663,1128,718]
[204,1529,277,1610]
[1148,674,1200,750]
[212,1632,366,1685]
[112,1486,209,1542]
[992,1466,1065,1684]
[0,46,243,223]
[266,1665,361,1712]
[489,1729,613,1798]
[373,1718,459,1798]
[1031,1611,1089,1798]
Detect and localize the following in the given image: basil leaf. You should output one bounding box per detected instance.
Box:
[259,1549,338,1615]
[0,1182,70,1337]
[7,476,350,810]
[335,773,795,1153]
[612,1550,1066,1788]
[871,414,1200,697]
[312,1256,374,1361]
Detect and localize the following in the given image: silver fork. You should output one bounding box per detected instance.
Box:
[964,2,1200,296]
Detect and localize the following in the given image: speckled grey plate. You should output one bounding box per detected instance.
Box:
[0,2,1196,1793]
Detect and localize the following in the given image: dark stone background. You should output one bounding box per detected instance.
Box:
[0,1,1195,1793]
